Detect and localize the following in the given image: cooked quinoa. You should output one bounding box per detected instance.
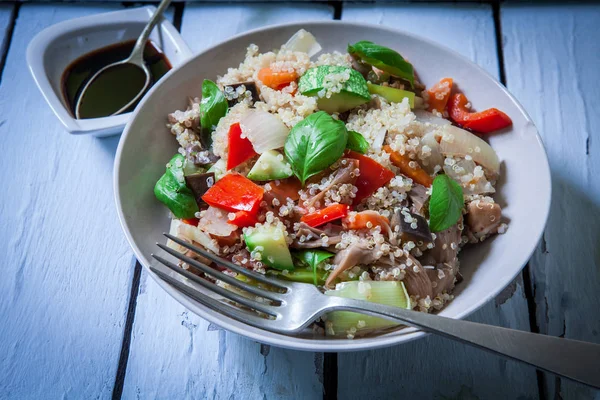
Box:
[156,30,511,338]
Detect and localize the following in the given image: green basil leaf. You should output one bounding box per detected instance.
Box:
[292,250,335,285]
[348,41,415,88]
[284,111,348,185]
[346,130,369,154]
[154,154,199,219]
[428,174,464,232]
[200,79,228,142]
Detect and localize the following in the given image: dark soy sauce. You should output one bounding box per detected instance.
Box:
[62,40,171,119]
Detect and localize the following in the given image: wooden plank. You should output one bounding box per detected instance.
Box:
[121,4,334,399]
[338,4,539,399]
[502,4,600,399]
[0,3,138,399]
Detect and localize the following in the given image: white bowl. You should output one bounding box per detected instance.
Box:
[115,21,551,351]
[27,6,192,137]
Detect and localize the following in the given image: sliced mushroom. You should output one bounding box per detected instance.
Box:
[185,172,215,206]
[391,209,432,244]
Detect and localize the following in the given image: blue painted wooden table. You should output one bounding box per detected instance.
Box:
[1,2,599,399]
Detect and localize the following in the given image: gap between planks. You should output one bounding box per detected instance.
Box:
[112,261,143,400]
[0,2,19,84]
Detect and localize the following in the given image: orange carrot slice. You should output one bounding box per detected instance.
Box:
[258,67,298,90]
[426,77,453,113]
[383,145,433,187]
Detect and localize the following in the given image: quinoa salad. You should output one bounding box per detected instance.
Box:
[154,30,512,338]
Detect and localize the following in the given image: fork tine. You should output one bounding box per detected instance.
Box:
[157,243,282,302]
[164,233,288,290]
[150,265,275,329]
[152,253,278,317]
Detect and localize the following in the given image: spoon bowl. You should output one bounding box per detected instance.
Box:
[75,58,151,119]
[74,0,172,119]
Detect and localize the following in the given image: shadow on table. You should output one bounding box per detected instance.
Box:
[96,134,121,158]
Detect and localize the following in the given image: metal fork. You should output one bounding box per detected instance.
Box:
[152,233,600,389]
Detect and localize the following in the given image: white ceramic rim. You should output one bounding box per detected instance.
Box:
[114,20,552,352]
[26,6,193,135]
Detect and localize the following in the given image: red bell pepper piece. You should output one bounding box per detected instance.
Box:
[182,218,199,226]
[228,210,259,228]
[447,93,512,133]
[201,173,264,213]
[345,151,395,204]
[301,203,349,227]
[226,122,257,170]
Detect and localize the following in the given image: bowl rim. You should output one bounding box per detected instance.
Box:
[26,6,193,136]
[114,19,552,352]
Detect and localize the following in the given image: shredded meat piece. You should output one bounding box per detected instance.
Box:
[425,260,458,298]
[417,222,462,298]
[466,200,502,237]
[373,254,433,300]
[291,222,342,249]
[182,246,212,270]
[231,249,262,271]
[325,241,378,287]
[421,222,462,266]
[304,159,359,209]
[400,255,433,300]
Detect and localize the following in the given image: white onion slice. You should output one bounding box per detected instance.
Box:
[413,96,425,109]
[439,125,500,174]
[283,29,322,57]
[413,109,451,126]
[420,131,444,174]
[166,219,221,255]
[166,219,186,252]
[240,110,289,154]
[371,127,387,151]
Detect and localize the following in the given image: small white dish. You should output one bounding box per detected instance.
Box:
[115,21,551,351]
[27,6,192,137]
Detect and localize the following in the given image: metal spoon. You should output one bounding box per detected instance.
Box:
[75,0,173,119]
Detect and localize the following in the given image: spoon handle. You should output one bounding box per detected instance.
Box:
[330,297,600,389]
[129,0,173,64]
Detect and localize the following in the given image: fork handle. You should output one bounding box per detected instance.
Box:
[329,298,600,389]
